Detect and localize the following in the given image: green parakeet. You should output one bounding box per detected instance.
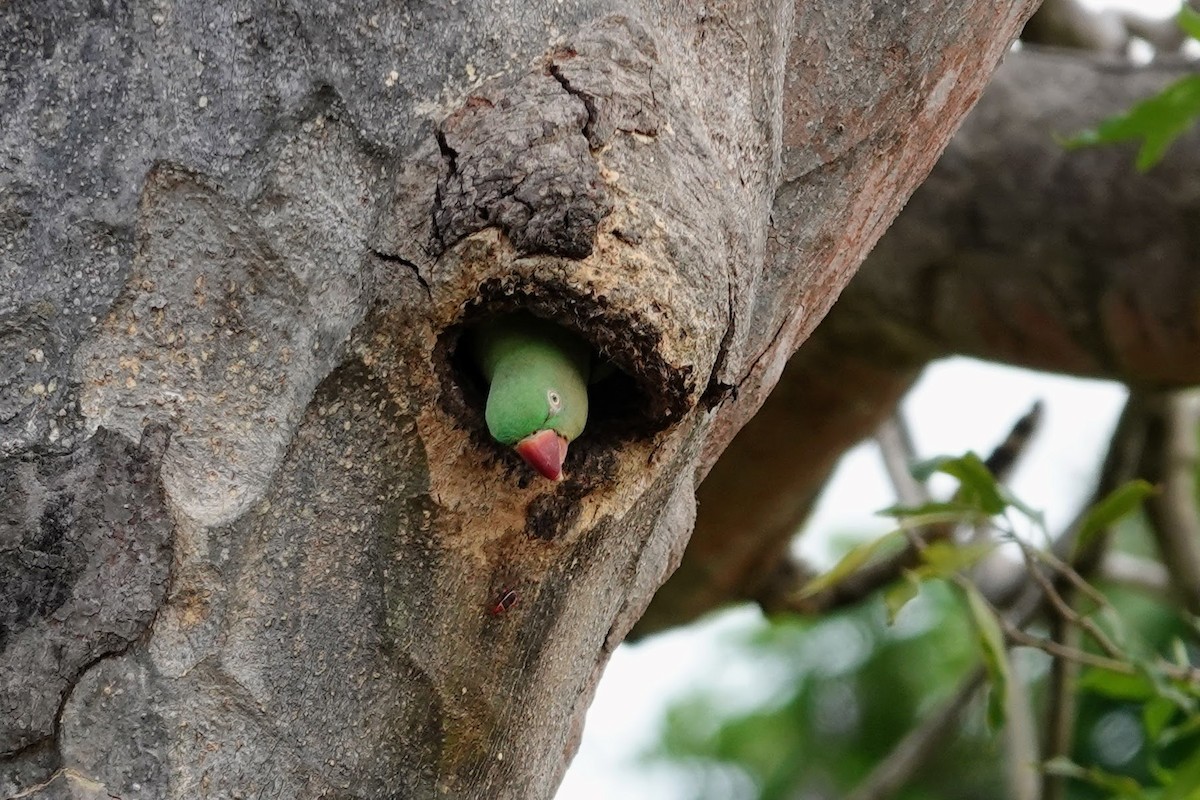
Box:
[471,313,592,481]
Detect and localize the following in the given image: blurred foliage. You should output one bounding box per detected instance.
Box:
[645,460,1200,800]
[648,581,999,800]
[1057,586,1200,799]
[646,566,1200,799]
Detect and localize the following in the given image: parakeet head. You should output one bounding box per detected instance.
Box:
[485,359,587,480]
[473,314,592,481]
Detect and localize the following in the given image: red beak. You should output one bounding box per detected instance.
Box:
[514,429,569,481]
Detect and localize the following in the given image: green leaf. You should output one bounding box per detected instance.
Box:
[1179,6,1200,42]
[1078,669,1156,702]
[876,500,981,519]
[1042,755,1084,777]
[913,540,996,580]
[1075,479,1156,556]
[795,529,908,600]
[998,486,1048,529]
[909,455,953,482]
[1097,603,1132,650]
[1171,638,1191,669]
[1142,665,1198,716]
[910,453,1007,515]
[1042,756,1147,797]
[1151,753,1176,791]
[1145,696,1178,741]
[1160,710,1200,747]
[1163,745,1200,800]
[958,582,1010,729]
[883,575,920,624]
[1065,75,1200,171]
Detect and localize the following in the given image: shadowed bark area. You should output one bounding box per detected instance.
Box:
[0,427,171,759]
[635,330,920,635]
[642,47,1200,634]
[2,1,1038,797]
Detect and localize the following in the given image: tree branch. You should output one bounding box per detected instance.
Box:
[644,48,1200,635]
[1139,389,1200,614]
[841,49,1200,387]
[1022,0,1200,55]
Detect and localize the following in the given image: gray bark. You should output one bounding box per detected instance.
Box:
[1,1,1037,797]
[642,47,1200,634]
[841,49,1200,384]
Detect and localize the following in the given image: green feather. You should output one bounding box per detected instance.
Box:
[471,313,591,446]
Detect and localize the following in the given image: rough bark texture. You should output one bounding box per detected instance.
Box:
[1,427,171,754]
[2,1,1037,797]
[844,50,1200,385]
[642,48,1200,634]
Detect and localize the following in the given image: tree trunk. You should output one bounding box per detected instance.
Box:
[642,47,1200,635]
[2,1,1036,797]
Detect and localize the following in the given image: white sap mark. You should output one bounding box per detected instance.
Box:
[922,68,959,123]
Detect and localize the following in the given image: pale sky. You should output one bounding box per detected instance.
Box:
[1079,0,1179,13]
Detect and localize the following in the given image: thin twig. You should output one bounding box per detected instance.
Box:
[999,617,1133,675]
[1042,618,1081,800]
[875,414,930,508]
[1017,541,1125,661]
[1031,546,1113,615]
[999,613,1200,684]
[1004,646,1042,800]
[874,412,937,554]
[1033,395,1147,800]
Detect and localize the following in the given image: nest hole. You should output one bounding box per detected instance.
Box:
[443,313,650,455]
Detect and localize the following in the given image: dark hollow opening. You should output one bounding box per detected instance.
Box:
[441,313,655,460]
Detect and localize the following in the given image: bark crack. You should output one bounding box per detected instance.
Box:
[431,128,459,251]
[434,128,459,175]
[0,734,53,764]
[370,246,432,297]
[0,620,158,780]
[700,276,740,410]
[547,64,599,147]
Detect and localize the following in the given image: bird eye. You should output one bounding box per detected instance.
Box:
[547,390,562,413]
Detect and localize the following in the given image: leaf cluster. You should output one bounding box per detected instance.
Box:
[650,451,1200,800]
